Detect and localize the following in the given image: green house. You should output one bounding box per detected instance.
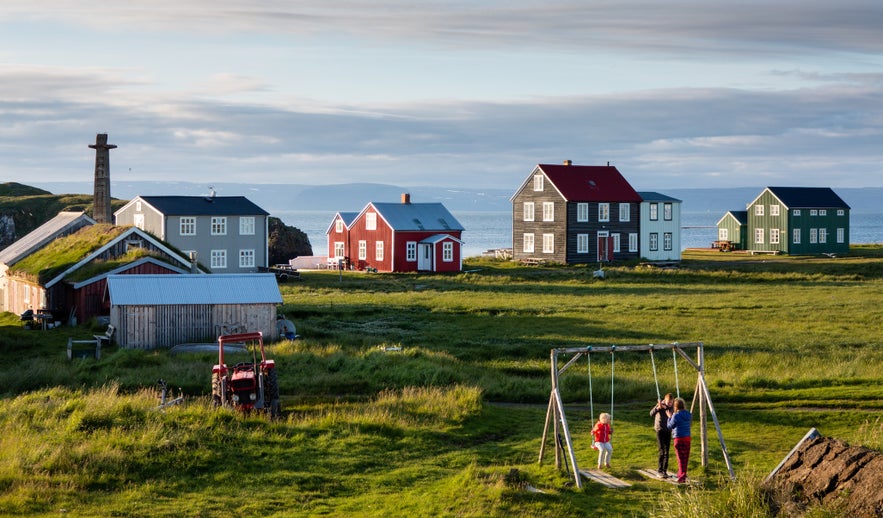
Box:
[742,187,850,255]
[715,210,747,250]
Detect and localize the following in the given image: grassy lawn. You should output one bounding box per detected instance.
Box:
[0,248,881,516]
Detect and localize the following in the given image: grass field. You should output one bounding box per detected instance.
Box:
[0,248,881,516]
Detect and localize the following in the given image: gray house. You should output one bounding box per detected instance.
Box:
[114,194,270,273]
[106,273,283,349]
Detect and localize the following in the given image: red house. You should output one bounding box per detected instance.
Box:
[326,194,465,273]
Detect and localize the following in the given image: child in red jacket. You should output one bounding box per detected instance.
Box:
[592,412,613,469]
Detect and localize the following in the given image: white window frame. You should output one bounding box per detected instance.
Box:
[406,241,416,261]
[542,202,554,222]
[629,233,638,252]
[442,242,454,262]
[239,217,255,235]
[542,233,554,254]
[358,240,367,260]
[755,228,765,244]
[718,228,729,241]
[577,233,589,253]
[211,217,227,236]
[533,174,544,191]
[523,202,535,222]
[755,205,764,216]
[180,217,196,236]
[819,209,827,216]
[650,233,659,251]
[770,205,780,216]
[598,203,610,222]
[837,210,845,216]
[819,228,827,243]
[523,233,534,253]
[618,203,630,222]
[770,228,780,244]
[239,249,255,268]
[649,203,658,221]
[663,203,672,221]
[793,228,801,244]
[136,201,142,212]
[577,203,589,223]
[211,249,227,269]
[837,228,845,243]
[809,228,818,244]
[334,242,345,258]
[793,209,801,216]
[335,219,344,233]
[810,209,818,216]
[663,232,672,251]
[366,212,377,230]
[375,241,384,261]
[612,233,621,253]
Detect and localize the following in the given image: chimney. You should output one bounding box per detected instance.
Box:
[563,160,572,166]
[89,133,117,224]
[189,251,199,274]
[401,193,411,204]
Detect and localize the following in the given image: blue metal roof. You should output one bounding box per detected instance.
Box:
[106,273,282,305]
[0,211,95,265]
[370,202,464,231]
[135,196,270,216]
[637,192,682,203]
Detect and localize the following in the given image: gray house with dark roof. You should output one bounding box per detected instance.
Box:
[114,195,270,273]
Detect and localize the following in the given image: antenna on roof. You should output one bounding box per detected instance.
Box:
[206,186,216,202]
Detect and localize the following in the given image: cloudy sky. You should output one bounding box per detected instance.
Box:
[1,1,881,192]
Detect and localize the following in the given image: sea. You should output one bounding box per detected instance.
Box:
[275,210,883,259]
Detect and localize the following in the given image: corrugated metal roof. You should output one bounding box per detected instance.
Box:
[0,211,95,265]
[637,192,682,203]
[133,196,270,216]
[107,273,282,305]
[535,164,642,203]
[370,202,464,231]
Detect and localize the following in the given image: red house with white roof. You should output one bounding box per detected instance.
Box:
[511,162,642,264]
[326,194,464,273]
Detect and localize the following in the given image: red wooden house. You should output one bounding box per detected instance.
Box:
[327,194,465,273]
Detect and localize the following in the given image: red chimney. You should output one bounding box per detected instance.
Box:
[401,193,411,204]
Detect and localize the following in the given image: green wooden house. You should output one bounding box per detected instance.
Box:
[739,187,850,255]
[715,210,747,250]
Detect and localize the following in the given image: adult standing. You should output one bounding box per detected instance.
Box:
[650,393,674,478]
[667,397,692,484]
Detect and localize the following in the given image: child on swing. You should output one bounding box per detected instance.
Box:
[591,412,613,469]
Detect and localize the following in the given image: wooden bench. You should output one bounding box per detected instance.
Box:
[519,258,546,266]
[68,338,101,360]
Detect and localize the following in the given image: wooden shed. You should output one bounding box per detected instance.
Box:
[106,273,283,349]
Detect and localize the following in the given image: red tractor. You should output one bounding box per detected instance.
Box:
[212,332,281,417]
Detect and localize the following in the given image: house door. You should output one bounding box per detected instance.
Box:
[597,232,613,262]
[418,243,433,271]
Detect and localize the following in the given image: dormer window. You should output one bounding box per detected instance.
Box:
[533,174,544,191]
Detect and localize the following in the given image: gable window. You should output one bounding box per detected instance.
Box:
[239,249,255,268]
[211,250,227,269]
[663,203,672,221]
[442,242,454,262]
[612,233,621,253]
[650,233,659,251]
[375,241,384,261]
[650,203,658,221]
[211,217,227,236]
[809,228,818,243]
[819,228,827,243]
[598,203,610,222]
[663,232,672,251]
[359,240,367,260]
[755,205,764,216]
[718,228,729,241]
[406,241,416,261]
[770,228,780,244]
[523,233,535,253]
[755,228,765,244]
[136,201,142,212]
[837,228,845,243]
[335,219,344,233]
[542,234,554,253]
[240,217,255,235]
[542,202,555,222]
[577,203,589,222]
[180,217,196,236]
[523,202,535,222]
[577,233,589,253]
[793,229,801,244]
[793,209,801,216]
[124,239,144,252]
[366,212,377,230]
[533,174,544,191]
[619,203,630,222]
[770,205,780,216]
[629,233,638,252]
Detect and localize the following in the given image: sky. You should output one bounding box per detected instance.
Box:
[1,1,881,192]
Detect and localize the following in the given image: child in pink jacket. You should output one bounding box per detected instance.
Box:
[592,412,613,469]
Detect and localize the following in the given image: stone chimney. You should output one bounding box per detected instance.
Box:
[563,160,572,166]
[89,134,117,224]
[401,193,411,204]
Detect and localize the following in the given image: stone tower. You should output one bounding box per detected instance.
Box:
[89,133,117,224]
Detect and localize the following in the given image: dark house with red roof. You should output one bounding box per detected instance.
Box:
[510,162,642,264]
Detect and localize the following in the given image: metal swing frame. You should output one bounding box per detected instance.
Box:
[538,342,735,488]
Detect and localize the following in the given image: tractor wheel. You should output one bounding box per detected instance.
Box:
[265,368,281,418]
[211,372,222,407]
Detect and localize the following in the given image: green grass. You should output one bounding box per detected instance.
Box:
[0,248,881,516]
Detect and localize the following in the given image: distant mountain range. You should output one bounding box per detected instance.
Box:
[31,181,883,214]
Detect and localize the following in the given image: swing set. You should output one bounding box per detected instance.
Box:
[538,342,735,488]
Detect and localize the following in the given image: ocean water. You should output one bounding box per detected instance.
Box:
[275,210,883,259]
